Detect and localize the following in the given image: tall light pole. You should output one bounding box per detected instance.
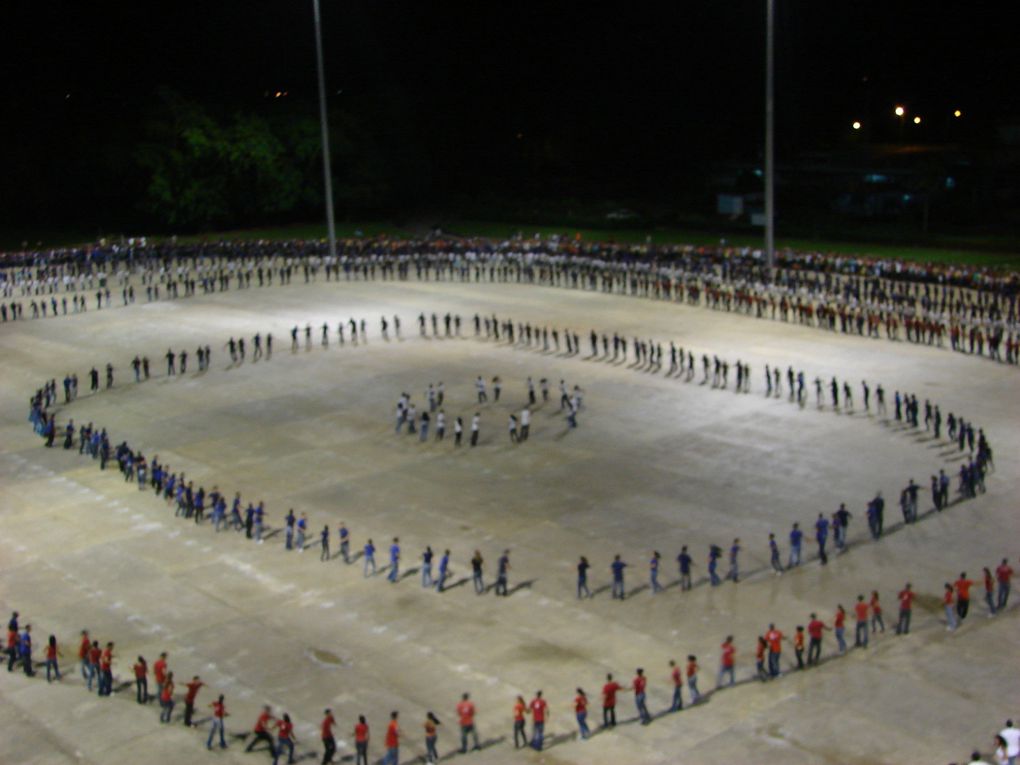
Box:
[312,0,337,259]
[764,0,775,271]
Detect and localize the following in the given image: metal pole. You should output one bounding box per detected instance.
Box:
[312,0,337,259]
[764,0,775,271]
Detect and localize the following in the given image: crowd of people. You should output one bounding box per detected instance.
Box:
[2,234,1018,367]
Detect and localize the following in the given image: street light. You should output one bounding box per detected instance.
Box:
[894,105,905,117]
[953,109,962,118]
[852,121,861,130]
[913,116,922,125]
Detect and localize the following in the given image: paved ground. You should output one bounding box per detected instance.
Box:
[1,277,1017,765]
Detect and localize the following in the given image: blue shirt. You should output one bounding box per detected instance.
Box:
[611,561,627,581]
[678,553,692,574]
[790,529,803,547]
[365,543,375,559]
[390,544,400,563]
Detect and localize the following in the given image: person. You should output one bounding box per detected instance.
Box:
[508,413,518,443]
[668,659,684,711]
[339,523,350,563]
[363,539,376,577]
[529,691,548,750]
[996,558,1013,610]
[320,525,330,561]
[678,545,694,590]
[388,537,400,583]
[728,538,741,582]
[650,551,662,593]
[955,572,974,621]
[717,636,736,688]
[274,712,296,765]
[246,706,276,755]
[383,711,400,765]
[436,549,451,592]
[788,523,803,567]
[571,688,591,740]
[133,656,148,703]
[601,674,621,727]
[577,556,591,598]
[97,641,113,694]
[793,626,805,669]
[354,715,369,765]
[834,605,848,652]
[611,554,627,599]
[870,591,885,633]
[944,583,958,630]
[896,583,914,635]
[520,407,531,440]
[321,709,337,765]
[457,692,480,752]
[807,613,828,665]
[495,549,510,596]
[632,668,651,725]
[983,568,998,616]
[154,651,168,701]
[471,550,485,594]
[184,675,205,727]
[995,735,1010,765]
[815,513,829,565]
[41,634,61,682]
[765,624,784,677]
[755,636,769,681]
[968,750,991,765]
[854,595,870,647]
[421,546,434,587]
[77,629,91,683]
[454,416,463,446]
[999,720,1020,765]
[686,656,701,703]
[768,533,783,574]
[424,712,441,763]
[207,695,228,750]
[159,671,175,723]
[470,413,480,446]
[512,696,528,748]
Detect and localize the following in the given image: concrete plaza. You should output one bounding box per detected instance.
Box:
[1,276,1017,765]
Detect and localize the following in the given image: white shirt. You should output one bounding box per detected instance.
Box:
[1000,727,1020,757]
[436,413,445,428]
[471,416,480,431]
[520,409,530,425]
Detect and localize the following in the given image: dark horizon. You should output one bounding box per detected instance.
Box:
[4,1,1016,232]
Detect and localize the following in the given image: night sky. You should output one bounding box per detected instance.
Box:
[4,1,1015,227]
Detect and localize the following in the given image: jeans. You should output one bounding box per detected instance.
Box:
[577,712,590,739]
[388,561,399,583]
[602,707,616,727]
[531,721,544,750]
[160,699,174,723]
[635,692,650,724]
[612,579,625,599]
[274,737,295,765]
[136,677,147,703]
[355,741,367,765]
[671,685,683,711]
[872,613,885,633]
[709,566,720,586]
[45,658,61,681]
[788,546,801,567]
[382,746,398,765]
[364,556,376,577]
[460,723,480,752]
[768,651,781,677]
[855,621,869,647]
[577,578,590,598]
[651,570,661,593]
[835,627,846,652]
[422,565,432,587]
[323,736,337,764]
[473,572,484,594]
[80,659,91,682]
[808,638,822,665]
[207,718,226,748]
[687,677,700,702]
[944,605,957,630]
[896,609,911,634]
[425,735,438,762]
[985,591,997,615]
[717,665,735,688]
[436,570,448,591]
[998,582,1010,610]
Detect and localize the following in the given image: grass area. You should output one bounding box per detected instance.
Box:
[3,220,1018,271]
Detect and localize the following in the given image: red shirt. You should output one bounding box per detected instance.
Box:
[870,595,882,614]
[100,648,112,671]
[808,619,825,639]
[385,720,399,748]
[161,682,174,703]
[633,675,646,694]
[134,661,147,679]
[354,722,368,742]
[943,589,954,606]
[686,660,698,679]
[88,646,101,665]
[154,658,167,683]
[254,711,272,733]
[755,641,765,660]
[321,714,335,739]
[212,701,225,719]
[185,680,203,704]
[834,610,845,628]
[529,697,547,723]
[955,578,973,600]
[277,719,293,741]
[513,702,526,721]
[457,701,475,727]
[6,630,16,649]
[766,629,783,653]
[575,694,587,713]
[794,632,804,650]
[671,666,682,686]
[996,564,1013,584]
[46,643,57,660]
[898,589,914,611]
[721,643,735,667]
[602,682,620,708]
[854,602,869,622]
[78,636,90,659]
